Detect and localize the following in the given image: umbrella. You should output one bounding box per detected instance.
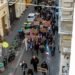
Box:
[2,41,9,48]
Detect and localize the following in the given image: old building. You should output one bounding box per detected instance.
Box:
[15,0,26,18]
[8,0,26,19]
[0,0,10,37]
[58,0,74,75]
[8,0,16,25]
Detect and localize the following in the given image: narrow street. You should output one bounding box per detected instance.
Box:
[14,31,60,75]
[0,0,73,75]
[1,2,60,75]
[1,6,35,75]
[5,6,34,44]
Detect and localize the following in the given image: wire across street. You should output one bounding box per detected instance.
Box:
[8,2,74,10]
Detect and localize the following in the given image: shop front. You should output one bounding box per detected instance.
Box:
[9,4,16,25]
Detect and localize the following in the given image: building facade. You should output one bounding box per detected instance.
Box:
[59,0,74,75]
[8,0,26,25]
[0,0,10,37]
[8,0,16,25]
[15,0,26,18]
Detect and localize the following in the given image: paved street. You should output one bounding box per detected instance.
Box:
[1,6,34,75]
[14,31,60,75]
[1,5,60,75]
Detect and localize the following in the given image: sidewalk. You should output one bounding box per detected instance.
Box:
[4,6,34,44]
[0,44,25,75]
[1,6,34,75]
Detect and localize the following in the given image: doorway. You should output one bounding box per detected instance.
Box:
[1,16,7,36]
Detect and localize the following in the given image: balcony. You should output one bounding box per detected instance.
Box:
[62,38,71,47]
[61,35,71,54]
[62,11,73,17]
[60,5,73,21]
[59,21,72,34]
[62,0,74,3]
[61,14,73,21]
[62,47,71,54]
[62,2,73,7]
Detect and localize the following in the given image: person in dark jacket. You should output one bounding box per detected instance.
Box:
[31,56,39,72]
[3,57,8,68]
[27,69,33,75]
[20,61,27,75]
[35,42,39,55]
[51,42,56,56]
[39,43,45,54]
[18,30,25,40]
[41,61,48,75]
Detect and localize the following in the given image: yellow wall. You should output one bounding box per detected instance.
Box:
[0,3,10,37]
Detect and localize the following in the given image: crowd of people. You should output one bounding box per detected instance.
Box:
[22,8,57,56]
[20,56,48,75]
[23,24,56,56]
[18,2,58,75]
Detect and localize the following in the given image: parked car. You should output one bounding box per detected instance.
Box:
[27,13,35,22]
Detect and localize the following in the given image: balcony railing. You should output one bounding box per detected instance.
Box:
[62,0,74,3]
[59,21,72,34]
[61,36,71,54]
[62,47,71,54]
[61,15,73,21]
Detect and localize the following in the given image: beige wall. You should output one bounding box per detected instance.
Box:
[59,0,74,75]
[0,3,10,37]
[15,0,26,18]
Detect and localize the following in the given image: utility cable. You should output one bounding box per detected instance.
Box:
[8,2,74,10]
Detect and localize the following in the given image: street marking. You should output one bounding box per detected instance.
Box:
[9,72,14,75]
[15,51,19,56]
[15,47,25,69]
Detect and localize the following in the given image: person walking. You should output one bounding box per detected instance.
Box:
[51,41,55,56]
[41,61,48,75]
[35,42,39,55]
[23,37,28,51]
[39,43,45,54]
[20,61,27,75]
[31,56,39,72]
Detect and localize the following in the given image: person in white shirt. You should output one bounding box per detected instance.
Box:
[23,37,28,51]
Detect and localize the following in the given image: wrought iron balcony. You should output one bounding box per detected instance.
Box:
[59,21,72,34]
[61,35,71,54]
